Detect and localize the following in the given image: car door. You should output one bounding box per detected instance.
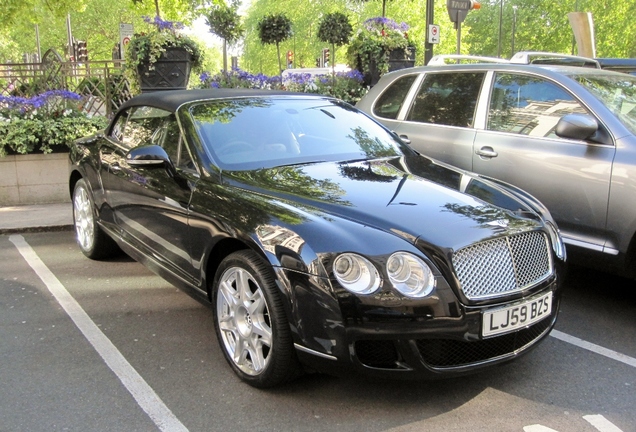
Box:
[473,72,615,250]
[392,71,486,171]
[106,106,199,283]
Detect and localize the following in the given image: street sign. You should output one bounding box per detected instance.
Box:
[446,0,480,24]
[428,24,440,44]
[119,23,134,58]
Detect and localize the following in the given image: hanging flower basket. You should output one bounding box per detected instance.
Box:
[125,16,203,93]
[137,46,193,91]
[347,17,415,87]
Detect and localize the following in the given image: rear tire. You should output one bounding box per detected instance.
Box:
[212,250,301,388]
[72,179,119,260]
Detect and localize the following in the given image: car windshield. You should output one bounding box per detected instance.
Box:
[572,73,636,134]
[189,97,405,170]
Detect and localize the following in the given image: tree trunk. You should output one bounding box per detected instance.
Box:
[276,42,282,80]
[154,0,161,19]
[223,39,228,72]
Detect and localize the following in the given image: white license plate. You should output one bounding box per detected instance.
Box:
[482,291,552,338]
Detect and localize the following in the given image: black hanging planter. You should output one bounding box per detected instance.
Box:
[357,46,416,87]
[137,47,192,92]
[388,46,416,72]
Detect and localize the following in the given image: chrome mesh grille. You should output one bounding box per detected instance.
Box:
[452,231,552,300]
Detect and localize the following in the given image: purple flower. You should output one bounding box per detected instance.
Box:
[143,15,184,31]
[363,17,409,33]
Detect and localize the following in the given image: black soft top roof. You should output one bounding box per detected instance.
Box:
[118,89,312,113]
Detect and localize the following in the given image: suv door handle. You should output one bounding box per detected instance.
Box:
[398,134,411,145]
[476,146,498,158]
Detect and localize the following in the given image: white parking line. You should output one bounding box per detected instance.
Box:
[9,235,189,432]
[550,330,636,368]
[524,425,558,432]
[584,415,624,432]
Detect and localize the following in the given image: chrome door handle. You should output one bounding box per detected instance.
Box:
[476,147,498,158]
[398,134,411,145]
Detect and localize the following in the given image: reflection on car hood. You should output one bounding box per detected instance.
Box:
[225,155,543,251]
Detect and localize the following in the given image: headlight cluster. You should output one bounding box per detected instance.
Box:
[333,252,435,298]
[545,221,566,261]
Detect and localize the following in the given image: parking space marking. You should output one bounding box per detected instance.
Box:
[9,235,189,432]
[551,330,636,368]
[524,415,623,432]
[583,415,624,432]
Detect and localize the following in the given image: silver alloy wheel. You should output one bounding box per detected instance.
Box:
[216,266,272,376]
[73,185,95,252]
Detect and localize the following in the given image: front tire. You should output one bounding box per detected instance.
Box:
[212,250,300,388]
[72,179,119,259]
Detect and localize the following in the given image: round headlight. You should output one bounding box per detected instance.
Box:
[387,252,435,298]
[333,253,381,295]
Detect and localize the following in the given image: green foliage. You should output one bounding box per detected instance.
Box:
[257,13,293,74]
[257,13,293,46]
[318,13,353,47]
[205,0,244,45]
[125,17,203,71]
[347,17,412,77]
[0,92,108,156]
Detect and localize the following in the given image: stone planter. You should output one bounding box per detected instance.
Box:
[0,152,70,205]
[137,47,193,92]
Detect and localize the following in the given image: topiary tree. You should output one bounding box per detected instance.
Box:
[204,0,244,72]
[257,13,293,77]
[318,12,352,80]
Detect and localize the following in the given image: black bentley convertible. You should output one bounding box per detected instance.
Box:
[69,89,565,387]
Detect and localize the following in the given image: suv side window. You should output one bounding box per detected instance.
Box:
[406,72,485,127]
[488,73,587,138]
[372,75,417,119]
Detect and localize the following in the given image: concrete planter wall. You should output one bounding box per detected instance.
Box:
[0,152,70,205]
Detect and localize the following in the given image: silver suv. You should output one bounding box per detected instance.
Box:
[357,58,636,278]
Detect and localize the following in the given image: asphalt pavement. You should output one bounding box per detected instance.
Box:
[0,203,73,234]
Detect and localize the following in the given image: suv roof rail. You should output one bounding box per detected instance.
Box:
[510,51,601,68]
[428,55,509,66]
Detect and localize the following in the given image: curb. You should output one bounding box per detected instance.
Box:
[0,224,74,235]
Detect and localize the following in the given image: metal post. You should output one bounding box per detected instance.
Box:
[456,21,462,56]
[66,14,73,60]
[511,6,517,54]
[424,0,435,65]
[497,0,504,57]
[35,25,41,62]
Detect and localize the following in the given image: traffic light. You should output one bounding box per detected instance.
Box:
[287,50,293,68]
[76,41,88,62]
[322,48,330,67]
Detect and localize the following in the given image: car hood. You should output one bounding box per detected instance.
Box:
[224,155,544,252]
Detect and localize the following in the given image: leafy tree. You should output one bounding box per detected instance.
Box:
[257,13,293,76]
[318,12,353,70]
[204,0,244,72]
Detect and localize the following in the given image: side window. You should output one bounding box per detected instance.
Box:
[109,110,130,142]
[121,106,171,149]
[372,75,417,119]
[488,73,588,138]
[406,72,485,127]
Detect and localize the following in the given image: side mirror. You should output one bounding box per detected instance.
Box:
[126,144,177,177]
[555,114,598,141]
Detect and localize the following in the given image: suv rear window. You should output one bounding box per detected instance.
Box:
[372,75,417,120]
[406,72,485,128]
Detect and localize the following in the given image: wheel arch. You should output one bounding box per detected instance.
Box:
[69,169,83,200]
[203,237,250,300]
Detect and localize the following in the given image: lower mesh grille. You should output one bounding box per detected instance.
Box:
[416,318,552,368]
[453,231,552,300]
[354,340,399,369]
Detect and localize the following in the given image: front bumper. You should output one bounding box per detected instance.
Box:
[287,268,561,379]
